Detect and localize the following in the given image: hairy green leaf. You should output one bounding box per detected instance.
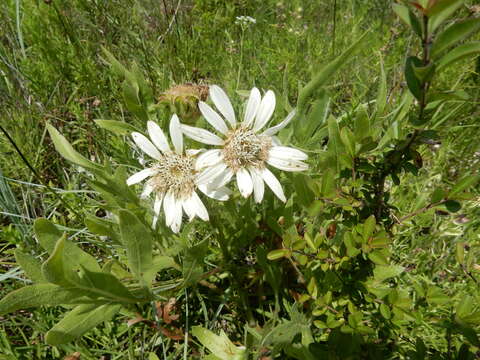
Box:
[45,303,121,345]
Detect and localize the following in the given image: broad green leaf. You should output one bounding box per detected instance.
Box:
[327,116,347,171]
[101,46,131,79]
[431,18,480,59]
[413,62,436,83]
[192,326,247,360]
[297,32,369,116]
[320,169,336,198]
[46,124,103,173]
[340,128,356,157]
[95,119,137,136]
[405,56,423,100]
[45,303,121,345]
[449,175,480,198]
[373,265,404,282]
[34,218,101,273]
[363,215,376,241]
[431,188,446,203]
[118,210,153,284]
[14,250,45,283]
[368,250,389,265]
[428,0,465,32]
[78,267,139,303]
[437,42,480,70]
[0,284,81,315]
[41,235,73,286]
[85,216,120,244]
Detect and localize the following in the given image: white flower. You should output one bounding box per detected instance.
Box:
[127,114,231,233]
[181,85,308,203]
[235,15,256,26]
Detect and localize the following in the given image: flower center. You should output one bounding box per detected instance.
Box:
[148,153,196,199]
[222,127,272,172]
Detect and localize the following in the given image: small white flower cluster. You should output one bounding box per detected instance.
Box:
[127,85,308,233]
[235,15,256,26]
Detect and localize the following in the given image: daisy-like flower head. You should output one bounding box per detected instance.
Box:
[181,85,308,203]
[127,114,230,233]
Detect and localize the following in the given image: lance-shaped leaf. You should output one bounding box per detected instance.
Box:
[95,119,138,136]
[393,4,423,38]
[192,326,247,360]
[34,218,101,273]
[45,303,121,345]
[118,210,153,284]
[0,284,83,315]
[41,235,76,286]
[77,266,140,303]
[431,18,480,59]
[46,124,103,173]
[428,0,465,32]
[437,42,480,70]
[14,250,45,283]
[449,175,480,198]
[405,56,423,100]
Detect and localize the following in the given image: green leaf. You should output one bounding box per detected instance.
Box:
[0,284,81,315]
[393,4,423,37]
[431,18,480,59]
[354,105,371,141]
[78,267,139,303]
[428,0,465,32]
[437,42,480,70]
[373,265,404,282]
[182,241,209,287]
[192,326,247,360]
[45,303,121,345]
[95,120,137,136]
[267,249,291,261]
[449,175,480,198]
[327,116,348,171]
[320,169,336,198]
[405,56,423,100]
[14,250,45,283]
[297,32,369,116]
[445,199,461,212]
[368,250,389,265]
[376,58,387,116]
[41,235,74,286]
[46,124,103,173]
[34,218,101,273]
[340,128,356,157]
[101,46,131,79]
[431,188,446,203]
[363,215,376,242]
[118,210,153,284]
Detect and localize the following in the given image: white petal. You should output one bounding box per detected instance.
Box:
[243,87,261,127]
[199,101,229,134]
[163,191,176,227]
[195,162,228,185]
[182,197,197,221]
[132,132,162,160]
[181,125,224,145]
[198,184,231,201]
[169,114,183,154]
[190,192,209,221]
[127,168,156,186]
[249,167,265,203]
[195,149,224,171]
[261,168,286,202]
[263,109,296,136]
[253,90,276,132]
[236,168,254,198]
[210,85,236,126]
[170,199,183,233]
[267,157,308,172]
[269,146,308,161]
[147,121,170,153]
[152,194,164,228]
[209,167,234,188]
[272,136,281,146]
[141,183,154,199]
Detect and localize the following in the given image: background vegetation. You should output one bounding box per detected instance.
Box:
[1,0,480,359]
